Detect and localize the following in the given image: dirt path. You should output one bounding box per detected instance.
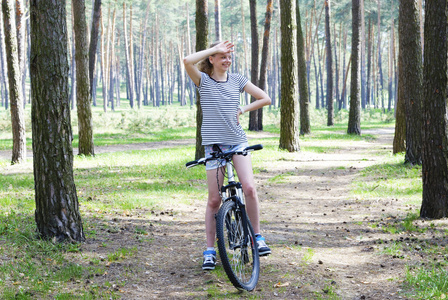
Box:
[77,127,419,300]
[3,128,424,299]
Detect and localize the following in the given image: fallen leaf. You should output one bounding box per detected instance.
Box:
[274,282,290,288]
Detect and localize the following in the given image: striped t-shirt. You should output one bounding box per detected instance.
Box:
[198,72,249,145]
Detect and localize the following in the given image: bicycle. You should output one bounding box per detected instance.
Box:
[186,144,263,291]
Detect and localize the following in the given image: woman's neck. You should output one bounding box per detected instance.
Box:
[211,70,227,82]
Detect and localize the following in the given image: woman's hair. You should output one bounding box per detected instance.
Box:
[197,41,221,76]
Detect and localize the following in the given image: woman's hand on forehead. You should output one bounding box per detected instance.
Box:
[215,41,234,54]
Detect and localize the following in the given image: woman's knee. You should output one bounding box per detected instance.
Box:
[207,195,221,209]
[243,184,257,199]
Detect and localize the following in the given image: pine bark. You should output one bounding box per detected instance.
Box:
[366,20,372,107]
[399,0,423,164]
[388,16,395,112]
[3,0,26,164]
[296,0,310,135]
[107,6,116,111]
[347,0,361,135]
[30,0,84,242]
[73,0,94,156]
[88,0,101,98]
[377,1,384,109]
[279,0,300,152]
[123,2,134,107]
[0,7,9,109]
[136,1,151,109]
[360,0,366,109]
[15,0,26,107]
[194,0,208,160]
[214,0,221,41]
[240,0,249,105]
[248,0,259,131]
[325,0,333,126]
[420,0,448,218]
[258,0,274,131]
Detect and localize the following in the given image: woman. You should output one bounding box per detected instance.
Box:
[183,41,271,270]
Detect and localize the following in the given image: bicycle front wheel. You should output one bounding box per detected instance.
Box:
[216,200,260,291]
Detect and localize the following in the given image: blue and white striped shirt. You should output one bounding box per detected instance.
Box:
[198,72,249,145]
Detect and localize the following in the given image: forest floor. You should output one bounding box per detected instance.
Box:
[2,128,445,299]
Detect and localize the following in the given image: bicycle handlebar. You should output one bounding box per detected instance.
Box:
[185,144,263,168]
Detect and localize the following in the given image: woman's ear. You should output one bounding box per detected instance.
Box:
[208,56,214,65]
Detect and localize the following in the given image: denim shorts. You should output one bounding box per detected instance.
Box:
[204,143,249,170]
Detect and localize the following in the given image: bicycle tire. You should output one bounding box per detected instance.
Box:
[216,200,260,291]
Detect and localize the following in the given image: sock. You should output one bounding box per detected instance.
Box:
[206,247,215,252]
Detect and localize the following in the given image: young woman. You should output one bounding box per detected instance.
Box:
[183,41,271,270]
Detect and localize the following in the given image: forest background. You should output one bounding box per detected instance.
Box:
[3,0,448,299]
[0,0,400,116]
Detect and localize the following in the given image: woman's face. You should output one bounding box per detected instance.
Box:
[210,53,232,72]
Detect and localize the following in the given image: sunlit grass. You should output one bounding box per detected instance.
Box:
[404,265,448,299]
[0,105,402,298]
[351,153,422,204]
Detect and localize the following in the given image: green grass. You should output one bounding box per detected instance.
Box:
[404,265,448,299]
[351,153,422,204]
[0,105,413,298]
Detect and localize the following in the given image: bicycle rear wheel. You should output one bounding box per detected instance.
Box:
[216,200,260,291]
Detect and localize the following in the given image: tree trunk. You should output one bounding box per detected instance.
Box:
[418,0,424,56]
[420,0,448,219]
[214,0,221,41]
[195,0,208,160]
[100,9,108,112]
[366,19,372,107]
[136,0,151,109]
[88,0,100,99]
[177,31,186,106]
[3,0,25,164]
[339,29,348,109]
[347,0,361,135]
[0,7,8,109]
[122,2,134,108]
[15,0,26,107]
[377,0,384,110]
[279,0,300,152]
[360,0,366,109]
[70,27,76,109]
[129,4,135,107]
[333,24,340,110]
[388,15,395,112]
[30,0,84,242]
[248,0,259,131]
[240,0,249,105]
[159,36,165,106]
[73,0,94,156]
[154,24,160,106]
[257,0,274,131]
[107,6,116,111]
[313,50,320,109]
[399,0,423,165]
[325,0,333,126]
[296,0,310,135]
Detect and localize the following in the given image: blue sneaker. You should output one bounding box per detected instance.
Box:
[202,250,216,270]
[256,235,271,256]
